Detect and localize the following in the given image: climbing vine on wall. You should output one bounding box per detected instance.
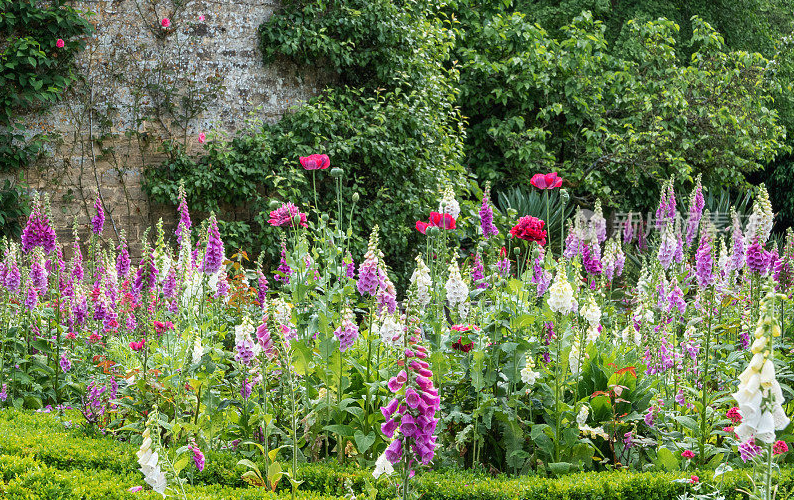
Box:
[0,0,93,236]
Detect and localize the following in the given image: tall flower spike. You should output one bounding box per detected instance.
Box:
[548,262,574,314]
[21,194,57,254]
[733,288,789,445]
[479,183,499,239]
[695,226,714,289]
[92,196,105,235]
[175,180,192,244]
[685,175,705,248]
[202,213,224,275]
[592,200,607,244]
[658,225,676,270]
[410,255,432,307]
[438,184,460,219]
[445,259,469,318]
[357,227,380,297]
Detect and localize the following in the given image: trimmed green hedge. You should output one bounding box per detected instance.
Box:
[1,410,792,500]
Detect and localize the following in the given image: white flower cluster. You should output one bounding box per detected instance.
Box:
[580,295,601,344]
[271,297,293,327]
[376,314,404,346]
[548,263,574,314]
[438,184,460,219]
[445,259,469,317]
[733,289,790,444]
[410,255,432,307]
[520,355,539,388]
[569,338,582,376]
[137,421,167,497]
[745,185,774,245]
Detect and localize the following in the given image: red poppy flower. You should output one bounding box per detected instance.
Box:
[510,216,547,245]
[416,221,430,234]
[299,154,331,170]
[530,172,563,190]
[429,212,456,230]
[451,336,474,353]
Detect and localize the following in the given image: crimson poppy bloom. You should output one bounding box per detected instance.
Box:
[299,154,331,170]
[416,221,430,234]
[429,211,456,230]
[510,216,546,245]
[530,172,563,190]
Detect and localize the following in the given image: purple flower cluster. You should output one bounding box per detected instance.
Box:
[471,254,487,289]
[479,187,499,239]
[255,316,276,359]
[92,196,105,235]
[381,333,439,468]
[335,308,359,352]
[0,383,7,402]
[116,238,130,279]
[582,242,602,275]
[188,440,205,471]
[738,437,762,463]
[344,252,356,279]
[695,233,714,289]
[175,185,192,244]
[60,353,72,372]
[21,199,57,254]
[274,242,292,284]
[357,255,379,297]
[746,239,766,274]
[235,335,258,366]
[202,215,224,275]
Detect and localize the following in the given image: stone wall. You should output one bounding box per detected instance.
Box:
[16,0,319,253]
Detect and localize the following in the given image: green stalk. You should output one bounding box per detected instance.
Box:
[698,287,714,465]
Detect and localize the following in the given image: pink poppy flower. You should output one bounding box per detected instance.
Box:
[530,172,563,190]
[428,211,455,230]
[56,39,65,48]
[161,18,171,28]
[299,154,330,170]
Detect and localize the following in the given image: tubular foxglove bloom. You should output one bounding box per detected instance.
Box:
[563,221,581,259]
[685,175,705,247]
[623,213,634,244]
[602,239,618,282]
[438,184,460,219]
[471,253,488,289]
[521,356,540,387]
[137,416,167,497]
[548,263,574,314]
[335,306,359,352]
[274,240,293,284]
[175,181,192,244]
[445,259,469,317]
[530,248,551,296]
[92,196,105,235]
[658,226,676,270]
[582,241,602,275]
[731,209,746,272]
[117,236,130,280]
[21,195,57,254]
[695,231,714,289]
[410,255,432,307]
[255,314,276,359]
[747,239,766,274]
[256,269,268,309]
[667,282,686,315]
[379,299,440,474]
[188,439,205,471]
[234,316,260,366]
[377,266,398,316]
[202,214,224,275]
[733,288,789,446]
[357,227,381,297]
[591,200,607,244]
[479,183,499,239]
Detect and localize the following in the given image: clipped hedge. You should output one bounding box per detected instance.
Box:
[1,410,792,500]
[0,454,341,500]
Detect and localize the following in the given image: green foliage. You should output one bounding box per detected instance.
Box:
[0,0,93,170]
[455,7,786,210]
[145,0,467,280]
[3,409,792,500]
[0,0,93,237]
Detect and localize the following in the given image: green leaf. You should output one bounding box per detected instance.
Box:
[353,430,376,453]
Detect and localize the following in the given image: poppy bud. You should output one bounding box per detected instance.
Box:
[330,167,344,178]
[269,200,281,210]
[352,192,360,203]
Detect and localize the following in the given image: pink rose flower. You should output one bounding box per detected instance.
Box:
[56,39,65,48]
[681,450,695,459]
[198,132,206,144]
[198,15,205,21]
[161,18,171,28]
